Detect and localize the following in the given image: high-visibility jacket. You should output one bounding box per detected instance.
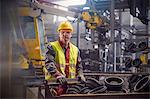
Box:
[44,41,78,80]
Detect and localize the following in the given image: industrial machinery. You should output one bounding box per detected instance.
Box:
[81,10,103,29]
[79,0,150,73]
[11,0,150,98]
[17,6,46,77]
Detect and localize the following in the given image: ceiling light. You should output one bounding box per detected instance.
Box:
[66,16,76,21]
[83,6,90,10]
[53,0,86,7]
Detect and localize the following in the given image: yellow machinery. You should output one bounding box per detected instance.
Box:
[17,7,46,70]
[140,54,148,65]
[81,10,103,29]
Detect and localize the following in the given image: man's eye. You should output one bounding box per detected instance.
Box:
[66,32,70,34]
[61,32,70,34]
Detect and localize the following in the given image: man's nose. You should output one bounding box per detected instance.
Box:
[63,33,66,36]
[64,33,68,36]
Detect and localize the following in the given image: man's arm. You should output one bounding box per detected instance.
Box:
[76,51,84,76]
[45,45,62,78]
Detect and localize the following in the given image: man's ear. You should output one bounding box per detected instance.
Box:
[70,33,72,37]
[58,32,61,37]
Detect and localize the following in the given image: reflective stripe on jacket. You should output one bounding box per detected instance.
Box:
[48,41,78,78]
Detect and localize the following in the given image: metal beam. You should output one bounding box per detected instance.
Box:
[94,0,129,10]
[77,19,80,48]
[60,93,150,99]
[42,0,65,2]
[110,0,116,72]
[118,9,123,70]
[34,1,76,17]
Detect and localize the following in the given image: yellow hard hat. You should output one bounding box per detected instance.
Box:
[57,21,73,32]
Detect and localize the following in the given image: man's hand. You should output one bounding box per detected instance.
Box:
[77,75,86,83]
[57,76,67,85]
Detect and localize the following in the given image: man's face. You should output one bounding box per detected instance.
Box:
[59,29,72,43]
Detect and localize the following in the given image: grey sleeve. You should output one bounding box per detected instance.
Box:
[76,50,84,76]
[45,45,61,77]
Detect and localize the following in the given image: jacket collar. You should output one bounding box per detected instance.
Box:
[58,40,70,49]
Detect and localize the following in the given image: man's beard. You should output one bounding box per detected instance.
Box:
[64,39,69,44]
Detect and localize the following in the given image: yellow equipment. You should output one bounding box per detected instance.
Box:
[140,54,148,65]
[57,21,73,32]
[17,7,46,69]
[81,10,103,29]
[19,55,29,69]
